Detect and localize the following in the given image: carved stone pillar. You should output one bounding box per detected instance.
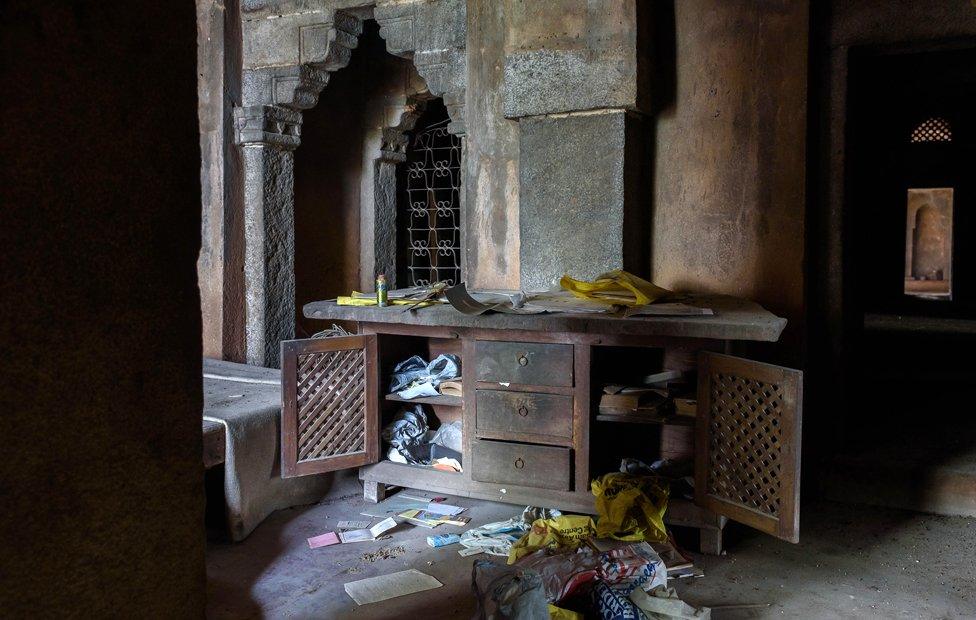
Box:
[234,104,302,367]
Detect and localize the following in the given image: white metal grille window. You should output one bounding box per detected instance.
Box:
[400,109,462,287]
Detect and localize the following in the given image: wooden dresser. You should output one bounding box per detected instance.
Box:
[280,295,802,553]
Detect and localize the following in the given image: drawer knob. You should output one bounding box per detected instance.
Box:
[516,404,529,417]
[514,457,525,469]
[517,354,529,366]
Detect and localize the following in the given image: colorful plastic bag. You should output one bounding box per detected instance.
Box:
[591,473,669,543]
[559,270,672,308]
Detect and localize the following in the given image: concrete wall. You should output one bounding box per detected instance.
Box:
[0,1,205,616]
[652,0,808,344]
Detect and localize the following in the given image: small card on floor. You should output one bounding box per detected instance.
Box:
[307,531,340,549]
[337,520,371,530]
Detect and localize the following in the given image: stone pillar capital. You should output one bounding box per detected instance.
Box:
[234,104,302,150]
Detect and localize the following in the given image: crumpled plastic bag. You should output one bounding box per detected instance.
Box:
[559,270,671,308]
[591,473,669,543]
[389,354,460,398]
[514,547,601,603]
[429,420,462,453]
[380,405,429,464]
[461,518,531,557]
[472,559,549,620]
[508,515,595,564]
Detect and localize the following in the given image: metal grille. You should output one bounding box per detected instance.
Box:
[296,348,367,461]
[911,117,952,143]
[705,372,785,517]
[402,118,462,286]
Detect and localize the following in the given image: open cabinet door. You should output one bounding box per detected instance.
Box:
[695,352,803,543]
[280,335,379,478]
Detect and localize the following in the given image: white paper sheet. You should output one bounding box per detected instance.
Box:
[423,502,464,516]
[344,569,442,605]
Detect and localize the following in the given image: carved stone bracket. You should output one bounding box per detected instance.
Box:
[374,0,467,135]
[234,104,302,149]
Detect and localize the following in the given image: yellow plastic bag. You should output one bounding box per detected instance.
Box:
[507,515,595,564]
[559,270,672,308]
[590,473,669,543]
[548,604,583,620]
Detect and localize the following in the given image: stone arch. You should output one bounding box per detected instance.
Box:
[233,1,466,366]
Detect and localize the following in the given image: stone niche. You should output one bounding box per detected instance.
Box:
[233,0,652,365]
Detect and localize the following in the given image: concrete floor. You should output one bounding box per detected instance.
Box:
[207,471,976,619]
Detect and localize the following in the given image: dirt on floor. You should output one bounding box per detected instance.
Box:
[206,470,976,619]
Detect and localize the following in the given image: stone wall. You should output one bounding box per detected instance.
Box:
[0,1,205,615]
[200,0,816,362]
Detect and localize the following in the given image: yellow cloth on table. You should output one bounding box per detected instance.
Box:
[559,270,671,308]
[336,293,434,308]
[548,604,583,620]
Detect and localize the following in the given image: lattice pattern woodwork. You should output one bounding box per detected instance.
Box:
[911,117,952,143]
[296,347,367,461]
[705,372,785,517]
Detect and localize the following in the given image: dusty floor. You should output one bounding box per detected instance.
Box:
[207,471,976,619]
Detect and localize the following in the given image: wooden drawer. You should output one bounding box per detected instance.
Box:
[476,390,573,439]
[471,439,571,491]
[475,341,573,387]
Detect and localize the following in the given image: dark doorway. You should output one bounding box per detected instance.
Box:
[823,46,976,515]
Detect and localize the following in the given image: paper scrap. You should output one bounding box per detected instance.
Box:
[339,517,397,543]
[344,569,442,605]
[424,502,464,516]
[337,520,372,530]
[307,531,340,549]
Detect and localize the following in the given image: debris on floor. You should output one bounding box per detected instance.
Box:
[360,545,406,563]
[344,568,442,605]
[427,533,461,548]
[337,520,371,530]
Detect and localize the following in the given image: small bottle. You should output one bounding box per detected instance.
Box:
[376,274,389,307]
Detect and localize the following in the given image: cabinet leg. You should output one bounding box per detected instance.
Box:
[363,480,386,504]
[700,528,723,555]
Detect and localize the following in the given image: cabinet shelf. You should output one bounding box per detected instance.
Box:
[595,413,695,426]
[384,393,463,407]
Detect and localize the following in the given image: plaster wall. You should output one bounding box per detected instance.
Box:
[0,1,205,615]
[652,0,809,341]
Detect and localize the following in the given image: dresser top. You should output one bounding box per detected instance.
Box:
[304,295,787,342]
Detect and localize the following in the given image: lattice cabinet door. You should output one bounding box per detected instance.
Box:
[695,352,803,543]
[280,336,379,478]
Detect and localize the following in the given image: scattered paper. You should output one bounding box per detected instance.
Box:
[424,502,464,516]
[337,520,371,530]
[339,517,397,543]
[344,569,442,606]
[307,531,340,549]
[361,493,436,519]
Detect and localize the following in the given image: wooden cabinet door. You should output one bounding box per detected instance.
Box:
[280,335,379,478]
[695,352,803,543]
